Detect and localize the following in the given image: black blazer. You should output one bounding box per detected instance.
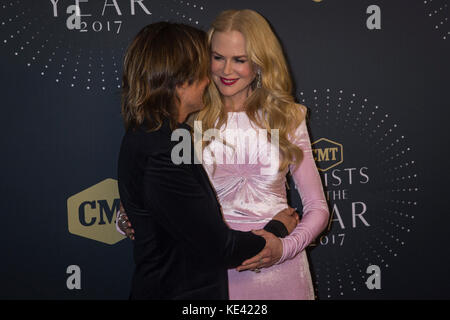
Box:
[118,119,286,299]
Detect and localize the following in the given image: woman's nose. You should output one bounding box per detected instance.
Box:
[223,59,232,75]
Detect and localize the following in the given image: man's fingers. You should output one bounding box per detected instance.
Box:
[251,229,265,236]
[242,248,272,266]
[241,254,263,266]
[252,229,273,239]
[237,262,260,272]
[126,229,135,240]
[242,249,271,266]
[237,256,272,271]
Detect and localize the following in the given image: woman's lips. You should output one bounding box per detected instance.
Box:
[220,77,239,86]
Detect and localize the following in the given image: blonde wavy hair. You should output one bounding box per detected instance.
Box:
[195,9,306,171]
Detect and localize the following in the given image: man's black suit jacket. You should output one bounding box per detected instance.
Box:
[118,119,285,299]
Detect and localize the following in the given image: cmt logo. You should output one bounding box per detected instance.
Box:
[311,138,343,172]
[67,178,125,245]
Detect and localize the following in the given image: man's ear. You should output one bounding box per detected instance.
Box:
[175,81,189,109]
[175,82,186,99]
[177,81,189,90]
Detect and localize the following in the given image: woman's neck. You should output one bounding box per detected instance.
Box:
[224,104,246,112]
[223,87,253,112]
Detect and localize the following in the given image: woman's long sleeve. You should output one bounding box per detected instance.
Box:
[277,115,330,264]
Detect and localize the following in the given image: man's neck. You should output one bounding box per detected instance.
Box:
[176,102,188,123]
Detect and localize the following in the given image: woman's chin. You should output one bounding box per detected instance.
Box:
[217,86,241,97]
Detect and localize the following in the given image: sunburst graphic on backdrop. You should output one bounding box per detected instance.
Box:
[292,89,421,299]
[423,0,448,40]
[1,0,207,91]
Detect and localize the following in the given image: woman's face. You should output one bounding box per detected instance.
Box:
[210,30,256,109]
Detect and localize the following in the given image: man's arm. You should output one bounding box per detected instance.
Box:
[140,151,266,269]
[116,203,293,240]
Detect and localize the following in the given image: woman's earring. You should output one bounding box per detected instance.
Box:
[256,69,262,89]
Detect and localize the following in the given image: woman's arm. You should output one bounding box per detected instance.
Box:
[276,112,330,265]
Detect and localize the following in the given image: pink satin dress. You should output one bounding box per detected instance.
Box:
[201,110,330,300]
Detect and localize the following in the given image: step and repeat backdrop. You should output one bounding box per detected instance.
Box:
[0,0,449,299]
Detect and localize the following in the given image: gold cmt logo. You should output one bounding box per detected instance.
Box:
[67,178,125,245]
[311,138,343,172]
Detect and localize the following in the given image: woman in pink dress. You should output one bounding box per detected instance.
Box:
[118,9,329,300]
[196,9,329,300]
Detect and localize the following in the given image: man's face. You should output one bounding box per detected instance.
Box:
[180,76,210,112]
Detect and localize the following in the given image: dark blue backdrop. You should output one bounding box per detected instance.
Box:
[0,0,448,299]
